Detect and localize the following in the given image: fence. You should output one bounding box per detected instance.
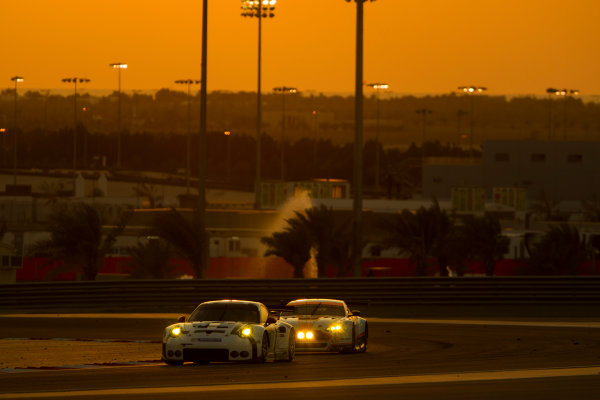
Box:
[2,277,600,315]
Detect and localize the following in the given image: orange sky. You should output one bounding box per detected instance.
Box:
[3,0,599,96]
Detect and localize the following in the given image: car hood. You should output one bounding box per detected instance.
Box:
[280,316,343,330]
[171,321,250,337]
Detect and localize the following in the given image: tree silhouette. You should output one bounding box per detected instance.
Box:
[261,218,312,278]
[292,205,351,277]
[376,203,445,276]
[123,238,174,279]
[527,224,588,275]
[152,208,208,279]
[460,213,509,276]
[28,203,129,280]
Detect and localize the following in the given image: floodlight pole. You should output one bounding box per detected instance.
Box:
[199,0,209,275]
[10,76,24,185]
[347,0,372,277]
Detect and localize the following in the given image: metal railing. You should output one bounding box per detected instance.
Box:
[2,277,600,315]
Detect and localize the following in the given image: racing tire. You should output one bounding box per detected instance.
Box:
[354,335,367,353]
[285,329,296,362]
[256,332,269,363]
[354,324,368,353]
[339,326,357,354]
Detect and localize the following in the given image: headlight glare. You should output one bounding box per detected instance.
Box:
[297,331,314,340]
[170,326,182,337]
[237,325,253,337]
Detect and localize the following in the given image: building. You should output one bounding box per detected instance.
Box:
[424,140,600,204]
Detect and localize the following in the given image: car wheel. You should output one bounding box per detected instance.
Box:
[164,360,183,366]
[339,326,356,354]
[354,324,368,353]
[354,335,367,353]
[286,329,296,361]
[256,332,269,363]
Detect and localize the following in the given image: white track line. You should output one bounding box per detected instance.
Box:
[1,366,600,398]
[368,318,600,328]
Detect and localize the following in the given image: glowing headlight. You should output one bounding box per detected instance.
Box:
[170,326,182,337]
[297,331,313,340]
[329,325,342,331]
[237,326,253,337]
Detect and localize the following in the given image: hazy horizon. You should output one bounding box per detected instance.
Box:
[3,1,599,96]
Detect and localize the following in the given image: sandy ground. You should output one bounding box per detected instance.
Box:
[0,340,160,369]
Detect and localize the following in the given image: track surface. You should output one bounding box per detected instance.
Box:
[1,315,599,399]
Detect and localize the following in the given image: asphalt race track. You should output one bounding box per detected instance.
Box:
[1,315,599,399]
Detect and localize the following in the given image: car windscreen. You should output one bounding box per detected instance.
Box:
[284,303,346,317]
[189,303,260,323]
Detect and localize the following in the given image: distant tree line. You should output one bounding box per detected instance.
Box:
[25,202,600,280]
[1,89,598,195]
[262,203,599,278]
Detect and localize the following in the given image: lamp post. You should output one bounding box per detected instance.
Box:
[224,130,232,183]
[198,0,209,275]
[546,88,579,141]
[346,0,375,277]
[416,108,432,164]
[311,109,320,172]
[457,86,486,157]
[456,109,467,147]
[273,86,297,181]
[242,0,276,209]
[10,76,23,185]
[109,62,127,168]
[366,82,388,191]
[175,79,201,193]
[62,78,90,172]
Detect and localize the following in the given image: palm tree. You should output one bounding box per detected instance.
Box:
[529,191,567,222]
[528,224,588,275]
[376,204,442,276]
[581,195,600,222]
[28,203,129,280]
[426,201,453,276]
[443,225,472,276]
[460,213,509,276]
[292,205,351,277]
[123,238,174,279]
[261,218,312,278]
[152,208,208,279]
[132,183,159,208]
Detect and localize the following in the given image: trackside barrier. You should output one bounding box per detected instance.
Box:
[1,277,600,314]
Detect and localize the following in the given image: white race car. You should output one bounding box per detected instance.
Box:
[279,298,368,353]
[162,300,296,365]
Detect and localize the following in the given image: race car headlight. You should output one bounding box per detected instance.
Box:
[170,326,182,337]
[237,326,253,338]
[328,324,342,332]
[298,331,313,340]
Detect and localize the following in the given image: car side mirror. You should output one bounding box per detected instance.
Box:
[266,316,277,325]
[351,310,361,317]
[178,315,186,323]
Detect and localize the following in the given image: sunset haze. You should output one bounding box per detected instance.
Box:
[2,0,599,96]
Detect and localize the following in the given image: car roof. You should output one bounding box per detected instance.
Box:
[286,299,346,307]
[199,299,264,307]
